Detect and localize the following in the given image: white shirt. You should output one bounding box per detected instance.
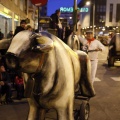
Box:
[78,35,105,60]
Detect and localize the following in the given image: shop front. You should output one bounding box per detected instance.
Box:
[0,4,21,38]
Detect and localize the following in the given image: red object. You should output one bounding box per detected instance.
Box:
[15,76,24,85]
[31,0,48,6]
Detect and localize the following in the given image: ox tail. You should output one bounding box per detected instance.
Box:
[77,51,96,97]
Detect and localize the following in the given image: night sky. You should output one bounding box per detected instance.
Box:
[47,0,81,16]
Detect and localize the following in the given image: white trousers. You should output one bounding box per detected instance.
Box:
[90,59,98,84]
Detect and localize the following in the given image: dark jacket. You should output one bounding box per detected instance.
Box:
[50,13,59,29]
[7,33,13,39]
[14,26,25,36]
[0,32,4,40]
[0,72,10,84]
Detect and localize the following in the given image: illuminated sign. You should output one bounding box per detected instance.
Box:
[60,7,89,13]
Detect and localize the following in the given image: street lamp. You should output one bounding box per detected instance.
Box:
[73,0,78,32]
[86,0,95,36]
[86,1,90,6]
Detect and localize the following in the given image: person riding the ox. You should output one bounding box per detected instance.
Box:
[50,9,63,39]
[78,30,105,84]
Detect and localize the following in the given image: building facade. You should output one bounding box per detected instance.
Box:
[78,0,120,34]
[106,0,120,28]
[0,0,38,38]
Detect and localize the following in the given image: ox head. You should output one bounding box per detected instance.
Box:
[5,30,54,70]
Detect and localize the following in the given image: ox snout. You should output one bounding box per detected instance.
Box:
[5,52,19,70]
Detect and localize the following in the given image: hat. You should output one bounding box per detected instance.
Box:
[55,9,60,14]
[86,30,93,34]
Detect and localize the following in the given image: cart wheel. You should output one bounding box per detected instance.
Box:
[78,101,90,120]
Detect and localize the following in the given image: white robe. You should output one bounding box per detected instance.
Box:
[78,35,105,83]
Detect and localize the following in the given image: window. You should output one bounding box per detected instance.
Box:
[103,5,106,12]
[97,5,99,12]
[109,4,113,22]
[116,4,120,22]
[100,6,103,12]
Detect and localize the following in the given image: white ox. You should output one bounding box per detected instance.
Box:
[4,31,95,120]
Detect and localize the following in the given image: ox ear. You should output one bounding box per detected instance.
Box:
[32,35,54,53]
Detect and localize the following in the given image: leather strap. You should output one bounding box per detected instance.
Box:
[35,53,45,73]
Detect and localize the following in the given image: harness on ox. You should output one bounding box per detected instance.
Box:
[24,33,53,98]
[24,53,46,98]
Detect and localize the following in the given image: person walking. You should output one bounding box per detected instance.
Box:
[7,30,13,39]
[50,9,63,39]
[14,72,24,100]
[14,20,26,36]
[78,30,105,84]
[0,29,4,40]
[26,25,33,31]
[0,65,13,104]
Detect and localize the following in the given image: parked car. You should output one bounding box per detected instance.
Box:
[107,33,120,66]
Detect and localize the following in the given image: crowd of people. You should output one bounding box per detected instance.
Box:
[0,19,30,105]
[0,62,25,105]
[0,19,33,40]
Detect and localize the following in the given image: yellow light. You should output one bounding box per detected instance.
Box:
[4,8,9,14]
[0,11,11,18]
[14,19,18,21]
[15,15,18,19]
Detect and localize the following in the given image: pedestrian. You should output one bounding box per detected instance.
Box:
[0,65,13,104]
[14,19,26,36]
[63,25,72,44]
[0,29,4,40]
[78,30,105,84]
[26,25,33,31]
[50,9,63,39]
[7,30,13,39]
[107,32,115,45]
[14,71,24,100]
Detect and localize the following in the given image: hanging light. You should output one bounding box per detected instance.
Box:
[86,0,91,6]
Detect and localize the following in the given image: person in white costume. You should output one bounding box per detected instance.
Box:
[78,30,105,84]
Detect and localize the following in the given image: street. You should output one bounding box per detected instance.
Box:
[0,46,120,120]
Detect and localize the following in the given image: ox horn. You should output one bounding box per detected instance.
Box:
[32,35,54,52]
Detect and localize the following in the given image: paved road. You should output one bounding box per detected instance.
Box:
[89,47,120,120]
[0,47,120,120]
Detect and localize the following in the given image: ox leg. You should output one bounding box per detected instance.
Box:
[56,100,74,120]
[39,109,46,120]
[67,98,74,120]
[57,108,67,120]
[27,98,46,120]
